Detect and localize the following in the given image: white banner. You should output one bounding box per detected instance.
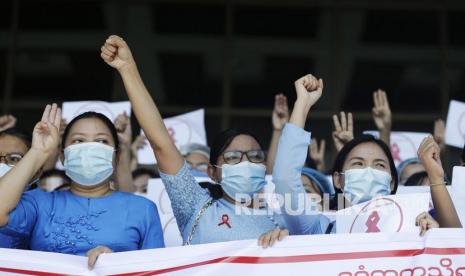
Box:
[336,194,430,234]
[363,131,430,166]
[62,101,131,122]
[445,100,465,148]
[1,229,465,275]
[138,109,207,164]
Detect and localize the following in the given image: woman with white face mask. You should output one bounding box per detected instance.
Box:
[0,104,164,270]
[270,75,401,236]
[0,127,34,250]
[100,35,327,245]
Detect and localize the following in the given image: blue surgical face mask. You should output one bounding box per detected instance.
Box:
[0,163,12,178]
[190,169,209,178]
[220,161,267,201]
[64,142,114,187]
[343,167,392,204]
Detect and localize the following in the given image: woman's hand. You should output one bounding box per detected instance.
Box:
[290,74,323,128]
[294,74,323,108]
[416,212,439,236]
[417,136,444,185]
[372,89,391,132]
[114,112,132,149]
[86,245,113,270]
[0,114,16,132]
[332,112,353,152]
[101,35,135,71]
[257,228,289,249]
[272,94,289,131]
[31,104,61,157]
[433,119,446,153]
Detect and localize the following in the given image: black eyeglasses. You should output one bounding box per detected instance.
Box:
[222,150,266,165]
[0,153,23,167]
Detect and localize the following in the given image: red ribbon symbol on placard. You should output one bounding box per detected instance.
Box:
[167,127,176,144]
[218,214,232,228]
[390,143,402,163]
[366,211,381,233]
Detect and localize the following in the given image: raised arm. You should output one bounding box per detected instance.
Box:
[289,75,323,127]
[266,94,289,174]
[433,119,446,154]
[0,104,61,226]
[114,112,135,193]
[372,89,391,145]
[418,136,461,228]
[273,74,329,235]
[0,114,17,132]
[100,35,183,175]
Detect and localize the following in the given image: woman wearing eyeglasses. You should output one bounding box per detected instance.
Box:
[101,35,328,245]
[0,128,35,249]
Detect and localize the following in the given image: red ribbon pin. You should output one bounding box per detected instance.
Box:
[218,214,232,228]
[365,211,381,233]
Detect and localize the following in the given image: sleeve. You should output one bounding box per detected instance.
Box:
[139,200,165,249]
[272,123,325,235]
[0,189,44,238]
[159,161,210,233]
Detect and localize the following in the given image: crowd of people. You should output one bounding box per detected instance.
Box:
[0,35,463,269]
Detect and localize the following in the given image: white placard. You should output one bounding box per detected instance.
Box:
[364,131,430,166]
[396,185,431,194]
[445,100,465,148]
[451,166,465,225]
[62,101,131,122]
[137,109,207,164]
[336,193,430,234]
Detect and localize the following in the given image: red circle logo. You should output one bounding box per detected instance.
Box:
[349,198,404,233]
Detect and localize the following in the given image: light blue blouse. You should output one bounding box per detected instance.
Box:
[0,189,165,255]
[273,123,333,235]
[160,160,328,245]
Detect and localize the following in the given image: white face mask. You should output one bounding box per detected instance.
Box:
[0,163,12,178]
[342,167,392,205]
[220,161,267,200]
[64,142,115,186]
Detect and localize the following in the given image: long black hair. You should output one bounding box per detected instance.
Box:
[203,128,264,199]
[61,112,119,151]
[331,134,399,202]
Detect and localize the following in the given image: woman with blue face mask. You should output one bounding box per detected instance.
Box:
[0,127,34,250]
[264,74,460,244]
[180,143,210,178]
[330,134,398,208]
[0,104,164,269]
[270,74,400,237]
[100,35,327,245]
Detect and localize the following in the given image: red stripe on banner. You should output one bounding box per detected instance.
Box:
[0,267,68,276]
[110,247,465,276]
